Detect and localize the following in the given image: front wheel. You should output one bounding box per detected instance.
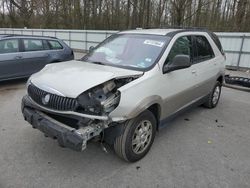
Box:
[114,110,156,162]
[203,81,222,108]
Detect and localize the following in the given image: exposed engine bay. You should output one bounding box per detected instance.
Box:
[77,76,140,116]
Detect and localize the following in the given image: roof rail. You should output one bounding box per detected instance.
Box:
[144,26,208,31]
[0,34,57,39]
[164,26,208,30]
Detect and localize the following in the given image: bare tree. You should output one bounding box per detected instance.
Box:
[0,0,249,32]
[9,0,35,27]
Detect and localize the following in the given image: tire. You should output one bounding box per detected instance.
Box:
[203,81,222,108]
[113,110,156,162]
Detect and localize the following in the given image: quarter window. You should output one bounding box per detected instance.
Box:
[209,32,224,55]
[48,40,63,50]
[194,36,214,62]
[23,39,44,51]
[0,39,19,54]
[165,36,192,64]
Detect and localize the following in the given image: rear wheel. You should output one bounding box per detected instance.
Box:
[203,81,222,108]
[113,110,156,162]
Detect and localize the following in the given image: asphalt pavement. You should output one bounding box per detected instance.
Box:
[0,78,250,188]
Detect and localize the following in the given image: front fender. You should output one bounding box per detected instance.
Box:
[109,95,163,121]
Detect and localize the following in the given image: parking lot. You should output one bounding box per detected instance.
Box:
[0,76,249,188]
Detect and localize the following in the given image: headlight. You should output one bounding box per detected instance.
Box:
[77,80,121,115]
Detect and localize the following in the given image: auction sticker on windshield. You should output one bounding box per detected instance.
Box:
[144,40,164,47]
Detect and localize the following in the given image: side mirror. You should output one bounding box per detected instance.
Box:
[163,55,191,73]
[89,46,95,52]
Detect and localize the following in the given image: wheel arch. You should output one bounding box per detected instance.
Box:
[217,75,224,84]
[147,103,161,130]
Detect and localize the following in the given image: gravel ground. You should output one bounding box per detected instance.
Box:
[0,77,250,188]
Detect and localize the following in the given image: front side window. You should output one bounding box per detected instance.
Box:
[0,39,19,54]
[194,35,214,62]
[23,39,44,51]
[165,36,192,64]
[48,40,63,50]
[82,34,171,71]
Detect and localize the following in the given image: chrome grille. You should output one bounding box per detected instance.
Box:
[28,84,78,111]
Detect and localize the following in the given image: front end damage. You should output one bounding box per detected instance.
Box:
[21,76,141,151]
[22,95,108,151]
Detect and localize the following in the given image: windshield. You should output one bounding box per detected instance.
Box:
[82,34,171,71]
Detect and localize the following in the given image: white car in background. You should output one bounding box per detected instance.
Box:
[21,28,225,162]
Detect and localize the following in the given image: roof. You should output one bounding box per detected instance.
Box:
[119,27,209,36]
[120,29,182,35]
[0,34,9,39]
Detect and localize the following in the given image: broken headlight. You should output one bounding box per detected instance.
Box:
[76,80,121,115]
[76,76,141,116]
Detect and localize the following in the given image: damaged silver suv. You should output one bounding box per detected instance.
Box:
[21,28,225,162]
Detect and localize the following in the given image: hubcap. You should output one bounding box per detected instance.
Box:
[212,86,220,105]
[132,120,153,154]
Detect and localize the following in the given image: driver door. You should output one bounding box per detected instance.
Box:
[159,35,199,119]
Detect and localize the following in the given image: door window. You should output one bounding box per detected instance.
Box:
[0,39,19,54]
[194,35,214,62]
[23,39,44,51]
[47,40,63,50]
[165,36,192,65]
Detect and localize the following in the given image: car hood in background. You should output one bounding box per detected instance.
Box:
[30,60,143,98]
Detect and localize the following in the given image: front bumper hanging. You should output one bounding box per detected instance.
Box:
[22,96,104,151]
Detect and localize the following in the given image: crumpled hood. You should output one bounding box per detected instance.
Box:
[30,60,143,98]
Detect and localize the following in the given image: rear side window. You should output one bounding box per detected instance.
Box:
[23,39,44,51]
[0,39,19,54]
[47,40,63,50]
[166,36,192,64]
[209,32,224,55]
[194,36,214,62]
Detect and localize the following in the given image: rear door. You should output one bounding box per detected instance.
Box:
[20,38,51,75]
[191,35,218,97]
[46,39,66,61]
[0,38,24,80]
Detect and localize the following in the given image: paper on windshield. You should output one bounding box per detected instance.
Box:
[144,40,164,47]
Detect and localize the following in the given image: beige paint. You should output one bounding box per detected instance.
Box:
[28,30,225,122]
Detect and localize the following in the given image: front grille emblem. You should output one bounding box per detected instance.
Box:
[42,94,50,105]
